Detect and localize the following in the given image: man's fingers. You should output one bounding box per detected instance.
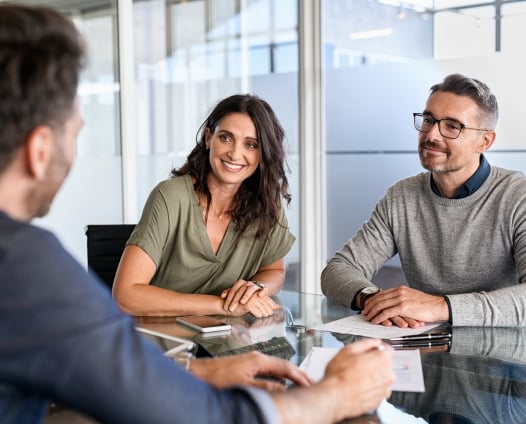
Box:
[250,378,287,392]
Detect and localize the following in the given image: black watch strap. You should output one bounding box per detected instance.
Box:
[355,287,380,310]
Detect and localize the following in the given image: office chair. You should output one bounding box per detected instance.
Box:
[85,224,135,289]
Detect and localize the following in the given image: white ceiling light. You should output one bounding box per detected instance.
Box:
[349,28,393,40]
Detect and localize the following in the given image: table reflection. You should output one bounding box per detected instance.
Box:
[135,291,526,424]
[390,327,526,424]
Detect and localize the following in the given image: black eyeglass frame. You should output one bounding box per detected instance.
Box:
[413,112,489,140]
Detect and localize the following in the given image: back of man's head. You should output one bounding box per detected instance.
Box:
[0,4,85,174]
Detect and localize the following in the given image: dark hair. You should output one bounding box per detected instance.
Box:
[429,73,498,130]
[0,4,85,173]
[172,94,291,239]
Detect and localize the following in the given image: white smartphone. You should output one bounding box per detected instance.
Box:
[176,315,232,333]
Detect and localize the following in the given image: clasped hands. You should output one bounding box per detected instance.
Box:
[362,286,450,328]
[220,279,279,318]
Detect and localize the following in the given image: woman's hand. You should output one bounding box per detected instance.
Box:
[221,279,266,310]
[221,279,279,317]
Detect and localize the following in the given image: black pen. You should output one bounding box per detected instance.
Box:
[388,331,451,342]
[390,340,451,349]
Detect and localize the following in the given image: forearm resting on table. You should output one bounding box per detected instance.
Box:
[320,264,367,308]
[113,284,226,316]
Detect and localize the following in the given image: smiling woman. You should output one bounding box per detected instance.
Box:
[202,111,261,223]
[112,94,296,319]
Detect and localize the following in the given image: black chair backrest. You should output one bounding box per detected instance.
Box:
[85,224,135,289]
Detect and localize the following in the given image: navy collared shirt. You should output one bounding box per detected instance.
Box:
[430,154,490,199]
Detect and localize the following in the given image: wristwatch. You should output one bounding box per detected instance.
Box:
[355,287,381,310]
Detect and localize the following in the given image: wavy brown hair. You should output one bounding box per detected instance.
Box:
[172,94,291,239]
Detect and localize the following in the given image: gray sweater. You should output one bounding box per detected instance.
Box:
[321,166,526,326]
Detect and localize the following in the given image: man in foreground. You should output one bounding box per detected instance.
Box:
[322,73,526,328]
[0,4,394,423]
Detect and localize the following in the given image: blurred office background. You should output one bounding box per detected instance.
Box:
[6,0,526,294]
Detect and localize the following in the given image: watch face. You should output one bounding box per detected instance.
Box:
[362,287,380,295]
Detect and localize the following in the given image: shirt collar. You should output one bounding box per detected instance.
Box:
[430,154,490,199]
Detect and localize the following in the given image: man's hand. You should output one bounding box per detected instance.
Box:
[319,338,395,421]
[362,286,449,328]
[270,339,394,423]
[189,351,313,391]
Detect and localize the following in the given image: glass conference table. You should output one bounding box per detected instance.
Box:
[135,290,526,424]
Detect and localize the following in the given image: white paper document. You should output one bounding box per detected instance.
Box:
[300,346,425,392]
[376,399,428,423]
[313,313,441,339]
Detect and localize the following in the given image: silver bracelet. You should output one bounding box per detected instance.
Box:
[252,280,265,290]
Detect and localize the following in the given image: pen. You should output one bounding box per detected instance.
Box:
[390,340,451,349]
[388,331,451,342]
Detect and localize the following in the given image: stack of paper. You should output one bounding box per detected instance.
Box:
[300,346,425,392]
[313,314,441,339]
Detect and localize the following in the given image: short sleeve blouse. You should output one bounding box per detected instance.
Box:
[127,175,296,295]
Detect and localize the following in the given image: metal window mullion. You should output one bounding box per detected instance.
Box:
[117,0,138,224]
[299,0,325,295]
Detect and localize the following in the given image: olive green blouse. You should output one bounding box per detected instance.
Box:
[127,175,296,295]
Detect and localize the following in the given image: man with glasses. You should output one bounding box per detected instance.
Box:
[322,73,526,328]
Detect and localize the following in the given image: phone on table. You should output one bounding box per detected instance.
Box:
[176,315,232,333]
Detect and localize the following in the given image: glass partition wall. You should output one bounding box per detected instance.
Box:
[9,0,526,295]
[28,0,124,265]
[131,0,301,291]
[20,0,302,289]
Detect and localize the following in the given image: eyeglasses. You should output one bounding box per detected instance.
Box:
[413,113,488,140]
